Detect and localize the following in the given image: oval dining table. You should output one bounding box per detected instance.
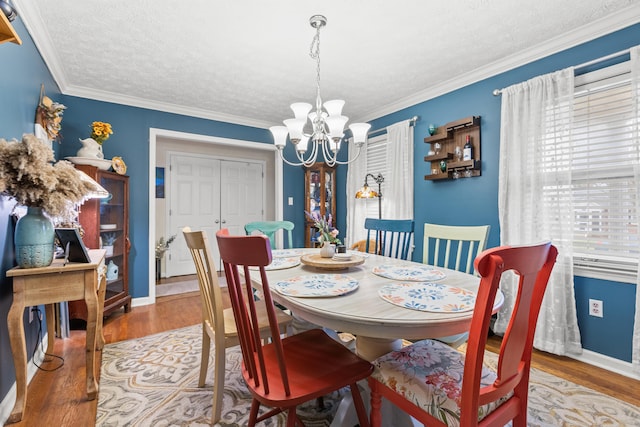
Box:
[245,247,504,427]
[246,248,504,362]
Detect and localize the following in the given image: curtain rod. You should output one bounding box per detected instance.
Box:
[492,48,632,96]
[368,115,419,137]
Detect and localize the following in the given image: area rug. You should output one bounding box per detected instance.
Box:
[96,325,640,426]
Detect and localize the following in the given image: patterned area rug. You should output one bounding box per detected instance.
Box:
[96,325,640,426]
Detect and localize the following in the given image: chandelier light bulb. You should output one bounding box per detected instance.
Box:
[290,102,312,120]
[269,126,289,148]
[323,100,345,116]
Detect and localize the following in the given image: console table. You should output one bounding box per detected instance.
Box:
[5,249,106,424]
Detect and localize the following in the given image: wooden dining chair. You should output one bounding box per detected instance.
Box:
[422,223,491,347]
[215,228,374,427]
[369,242,558,427]
[364,218,414,260]
[244,220,294,249]
[182,227,292,425]
[423,223,490,275]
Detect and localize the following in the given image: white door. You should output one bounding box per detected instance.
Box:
[166,155,264,276]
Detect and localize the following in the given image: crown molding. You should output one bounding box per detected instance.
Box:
[357,5,640,123]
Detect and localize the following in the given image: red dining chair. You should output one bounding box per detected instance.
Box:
[216,228,374,427]
[182,227,292,424]
[368,241,558,427]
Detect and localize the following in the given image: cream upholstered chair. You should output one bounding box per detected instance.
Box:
[422,223,490,347]
[369,242,558,427]
[182,227,292,424]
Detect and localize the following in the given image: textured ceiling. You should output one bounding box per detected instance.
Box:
[13,0,640,129]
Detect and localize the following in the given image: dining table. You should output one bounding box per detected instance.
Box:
[244,247,504,427]
[246,247,503,361]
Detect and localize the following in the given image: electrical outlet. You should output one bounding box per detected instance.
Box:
[588,299,603,318]
[288,197,294,206]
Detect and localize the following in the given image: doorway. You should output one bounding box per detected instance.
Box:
[148,128,283,305]
[166,153,265,277]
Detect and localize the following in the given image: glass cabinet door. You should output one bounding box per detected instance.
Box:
[304,163,336,247]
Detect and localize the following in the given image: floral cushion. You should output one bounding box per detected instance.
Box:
[371,339,510,426]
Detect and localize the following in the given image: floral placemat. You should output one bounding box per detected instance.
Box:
[273,274,358,297]
[372,264,446,281]
[249,256,300,271]
[271,249,304,258]
[378,282,475,312]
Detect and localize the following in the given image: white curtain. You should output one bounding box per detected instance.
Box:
[385,120,414,221]
[632,46,640,375]
[497,68,582,356]
[346,141,368,248]
[346,120,414,248]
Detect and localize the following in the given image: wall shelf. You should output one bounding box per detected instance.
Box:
[0,12,21,45]
[424,116,481,181]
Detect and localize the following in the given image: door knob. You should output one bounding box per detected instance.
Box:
[221,220,227,224]
[215,219,220,224]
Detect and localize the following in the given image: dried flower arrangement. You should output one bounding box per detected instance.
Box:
[90,121,113,145]
[305,210,341,244]
[0,134,98,222]
[155,235,176,259]
[35,91,66,142]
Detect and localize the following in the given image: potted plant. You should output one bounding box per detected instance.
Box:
[102,232,117,256]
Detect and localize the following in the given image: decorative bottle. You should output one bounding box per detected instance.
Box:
[463,135,473,161]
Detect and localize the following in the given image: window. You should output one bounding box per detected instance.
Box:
[543,61,639,281]
[361,134,389,219]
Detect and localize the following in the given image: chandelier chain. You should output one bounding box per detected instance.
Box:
[310,24,322,115]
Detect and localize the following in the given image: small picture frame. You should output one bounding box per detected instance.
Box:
[55,228,91,264]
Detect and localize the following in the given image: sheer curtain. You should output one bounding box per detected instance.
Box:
[384,120,414,221]
[346,120,414,249]
[497,68,582,356]
[632,46,640,375]
[346,141,368,248]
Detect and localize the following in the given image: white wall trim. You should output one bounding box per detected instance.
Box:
[569,349,640,381]
[147,128,282,306]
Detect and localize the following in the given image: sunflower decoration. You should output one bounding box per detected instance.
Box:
[90,121,113,145]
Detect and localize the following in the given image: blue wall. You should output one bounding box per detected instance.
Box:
[1,13,638,408]
[0,18,64,407]
[361,24,640,362]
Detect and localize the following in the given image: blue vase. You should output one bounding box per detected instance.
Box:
[14,206,54,268]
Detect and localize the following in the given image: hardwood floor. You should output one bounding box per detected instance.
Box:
[8,290,640,426]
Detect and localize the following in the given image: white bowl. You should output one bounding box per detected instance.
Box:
[65,157,112,171]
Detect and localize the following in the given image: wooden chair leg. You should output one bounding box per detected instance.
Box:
[211,343,226,423]
[198,326,210,387]
[369,380,382,427]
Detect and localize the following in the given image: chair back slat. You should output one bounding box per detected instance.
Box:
[245,220,294,249]
[216,229,292,397]
[423,223,490,275]
[182,227,225,339]
[464,242,558,419]
[364,218,414,260]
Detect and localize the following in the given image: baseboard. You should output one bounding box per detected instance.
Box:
[0,332,48,425]
[570,349,639,381]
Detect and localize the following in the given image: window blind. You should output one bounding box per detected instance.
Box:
[546,61,640,281]
[363,134,388,220]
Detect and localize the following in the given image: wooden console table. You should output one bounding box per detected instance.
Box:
[5,249,106,424]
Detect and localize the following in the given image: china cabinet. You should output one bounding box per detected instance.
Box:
[304,163,336,247]
[69,165,131,325]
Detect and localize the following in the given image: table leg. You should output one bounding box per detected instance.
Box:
[84,279,99,400]
[96,272,106,350]
[44,303,55,354]
[355,336,403,361]
[7,287,26,424]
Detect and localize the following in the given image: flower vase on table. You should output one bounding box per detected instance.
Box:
[14,207,54,268]
[320,241,335,258]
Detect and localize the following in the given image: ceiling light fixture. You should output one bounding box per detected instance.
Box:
[269,15,371,167]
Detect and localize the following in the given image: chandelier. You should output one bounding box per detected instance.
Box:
[269,15,371,167]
